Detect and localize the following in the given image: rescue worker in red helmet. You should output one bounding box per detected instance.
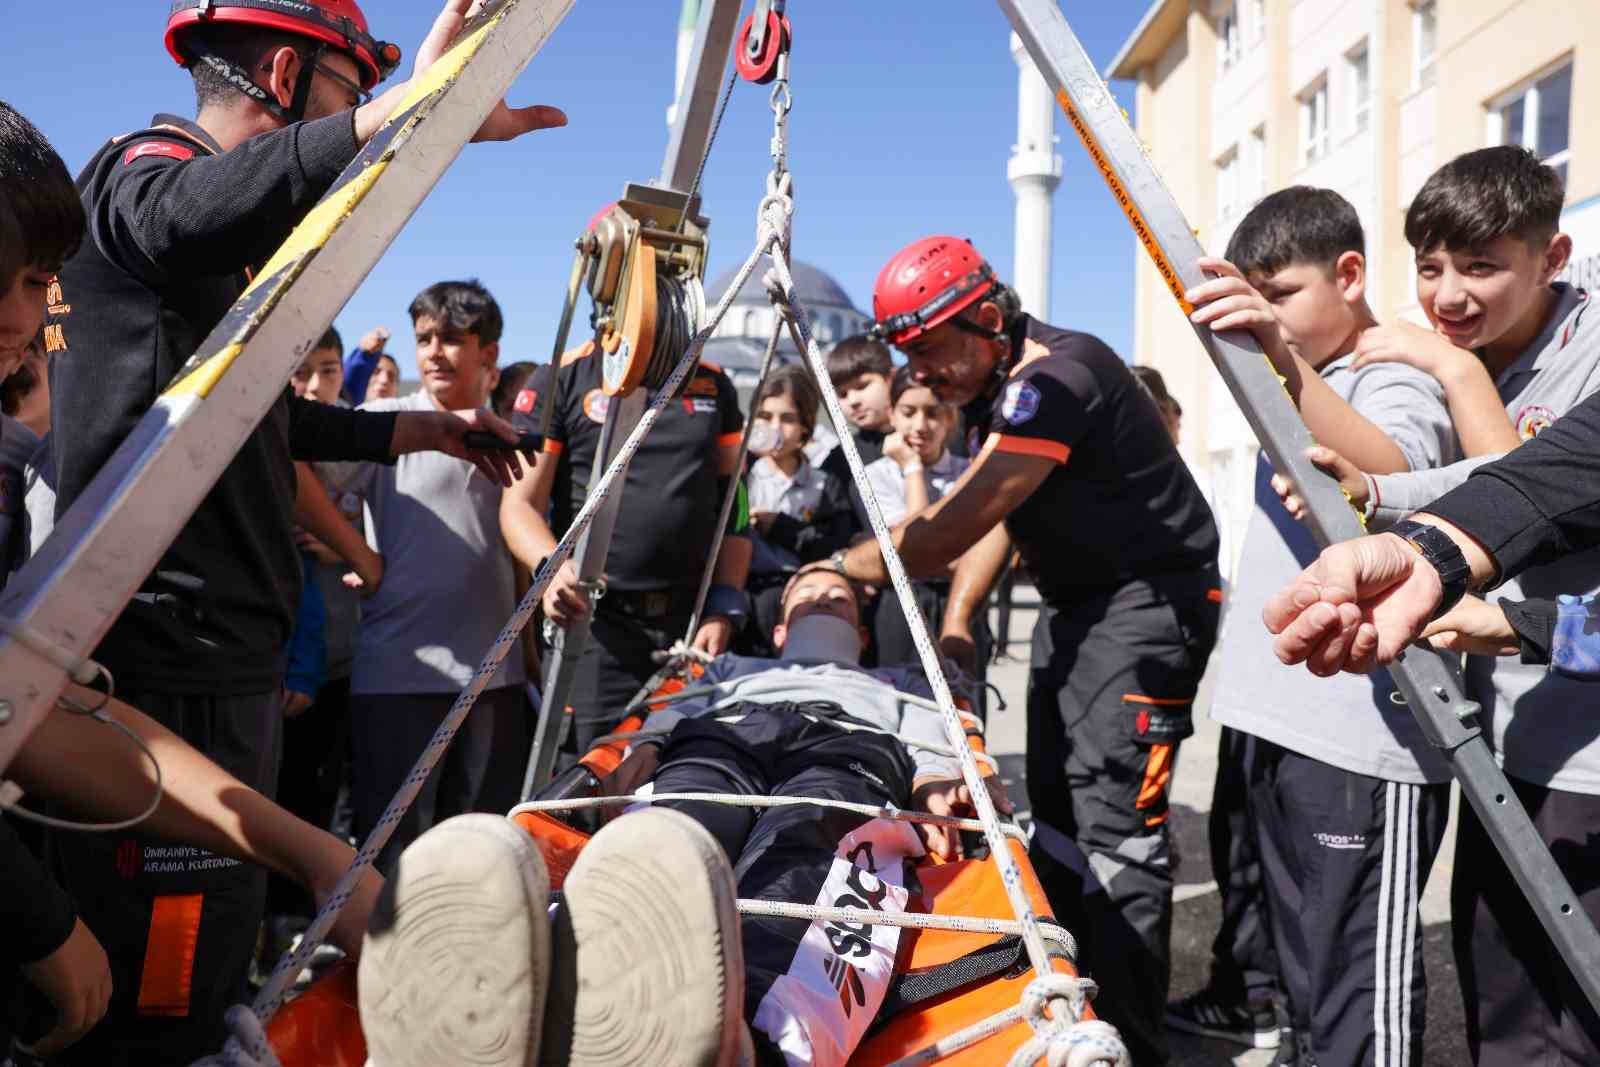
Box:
[33,4,563,1062]
[827,236,1221,1065]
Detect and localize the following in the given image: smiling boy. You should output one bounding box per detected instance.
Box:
[1272,147,1600,1066]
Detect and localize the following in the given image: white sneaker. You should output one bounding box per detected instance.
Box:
[543,808,745,1067]
[359,814,552,1067]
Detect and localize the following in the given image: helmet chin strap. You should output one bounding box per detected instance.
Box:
[185,42,324,124]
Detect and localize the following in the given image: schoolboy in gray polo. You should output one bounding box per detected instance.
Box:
[346,280,528,877]
[1183,187,1464,1065]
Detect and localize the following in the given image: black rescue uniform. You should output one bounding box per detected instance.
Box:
[38,113,396,1065]
[963,315,1221,1066]
[513,348,745,755]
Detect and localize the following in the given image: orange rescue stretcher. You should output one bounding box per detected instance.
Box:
[264,666,1095,1066]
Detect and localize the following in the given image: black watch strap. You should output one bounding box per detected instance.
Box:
[1391,519,1471,620]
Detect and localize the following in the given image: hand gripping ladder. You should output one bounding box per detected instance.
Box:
[997,0,1600,1013]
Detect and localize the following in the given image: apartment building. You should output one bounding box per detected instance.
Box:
[1108,0,1599,571]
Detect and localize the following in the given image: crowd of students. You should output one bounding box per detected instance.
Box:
[4,3,1600,1066]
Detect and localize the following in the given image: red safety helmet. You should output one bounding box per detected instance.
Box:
[871,236,1001,346]
[164,0,402,93]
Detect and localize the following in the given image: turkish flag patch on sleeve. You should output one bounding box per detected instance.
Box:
[123,141,196,166]
[513,388,538,413]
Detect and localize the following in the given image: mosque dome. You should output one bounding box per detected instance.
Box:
[699,260,871,396]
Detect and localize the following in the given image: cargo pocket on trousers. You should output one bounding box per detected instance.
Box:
[1123,694,1195,830]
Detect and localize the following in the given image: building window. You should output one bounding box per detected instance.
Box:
[1244,126,1266,203]
[1491,61,1573,187]
[1300,79,1329,165]
[1347,43,1371,134]
[1216,3,1241,71]
[1413,1,1437,90]
[1216,148,1241,221]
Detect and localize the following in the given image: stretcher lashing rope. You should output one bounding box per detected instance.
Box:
[509,792,1030,846]
[767,237,1125,1066]
[733,900,1078,961]
[234,221,785,1058]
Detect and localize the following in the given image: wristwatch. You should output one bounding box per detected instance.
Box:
[827,550,849,577]
[1390,519,1471,620]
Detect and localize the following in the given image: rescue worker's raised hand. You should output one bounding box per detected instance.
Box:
[1422,596,1519,656]
[1269,445,1369,523]
[1263,533,1442,675]
[414,0,567,144]
[691,615,735,657]
[911,774,1015,861]
[18,919,113,1057]
[542,559,589,625]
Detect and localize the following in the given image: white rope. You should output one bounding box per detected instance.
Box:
[768,243,1059,986]
[735,899,1076,960]
[508,791,1028,846]
[248,220,783,1027]
[885,1006,1026,1066]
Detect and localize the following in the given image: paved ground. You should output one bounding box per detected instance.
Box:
[980,591,1469,1065]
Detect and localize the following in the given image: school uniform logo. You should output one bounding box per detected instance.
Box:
[582,389,610,424]
[1000,380,1041,426]
[1515,403,1556,440]
[514,388,537,414]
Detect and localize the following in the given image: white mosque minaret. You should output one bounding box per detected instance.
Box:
[1007,31,1062,320]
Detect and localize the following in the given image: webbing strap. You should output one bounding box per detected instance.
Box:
[877,935,1029,1021]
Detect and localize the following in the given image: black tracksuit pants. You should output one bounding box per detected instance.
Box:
[650,703,923,1067]
[1025,569,1220,1067]
[1206,725,1283,1004]
[28,690,282,1067]
[1250,739,1449,1067]
[1453,774,1600,1066]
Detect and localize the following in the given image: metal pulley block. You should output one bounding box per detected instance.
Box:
[735,0,790,84]
[578,185,711,397]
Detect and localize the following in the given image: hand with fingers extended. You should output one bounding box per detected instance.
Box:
[416,0,567,143]
[1185,257,1294,371]
[19,919,113,1058]
[1351,320,1475,381]
[393,407,536,488]
[1263,533,1443,676]
[1269,445,1370,522]
[911,773,1015,861]
[691,616,735,657]
[542,559,590,626]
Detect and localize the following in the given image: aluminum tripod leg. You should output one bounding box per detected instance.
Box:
[1000,0,1600,1015]
[0,0,576,776]
[520,388,646,799]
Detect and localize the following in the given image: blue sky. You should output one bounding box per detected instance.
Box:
[4,2,1147,376]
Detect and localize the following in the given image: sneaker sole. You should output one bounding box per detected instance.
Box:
[1164,1014,1281,1049]
[547,808,743,1067]
[359,814,552,1067]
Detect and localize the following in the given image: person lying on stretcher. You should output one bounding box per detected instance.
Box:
[356,566,1016,1067]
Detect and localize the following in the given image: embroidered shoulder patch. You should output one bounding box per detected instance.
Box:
[123,141,195,166]
[514,388,537,413]
[1000,380,1041,426]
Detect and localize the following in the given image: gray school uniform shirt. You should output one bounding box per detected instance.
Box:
[646,654,960,783]
[1366,285,1600,793]
[346,391,526,695]
[1211,355,1459,784]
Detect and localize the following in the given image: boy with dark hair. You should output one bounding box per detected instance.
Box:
[1179,185,1473,1065]
[1277,147,1600,1067]
[822,335,894,473]
[345,280,530,877]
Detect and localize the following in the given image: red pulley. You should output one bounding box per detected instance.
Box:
[734,11,791,84]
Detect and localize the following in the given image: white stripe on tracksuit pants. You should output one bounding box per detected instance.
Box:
[1249,738,1449,1066]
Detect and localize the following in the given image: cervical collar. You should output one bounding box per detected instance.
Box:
[779,613,863,665]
